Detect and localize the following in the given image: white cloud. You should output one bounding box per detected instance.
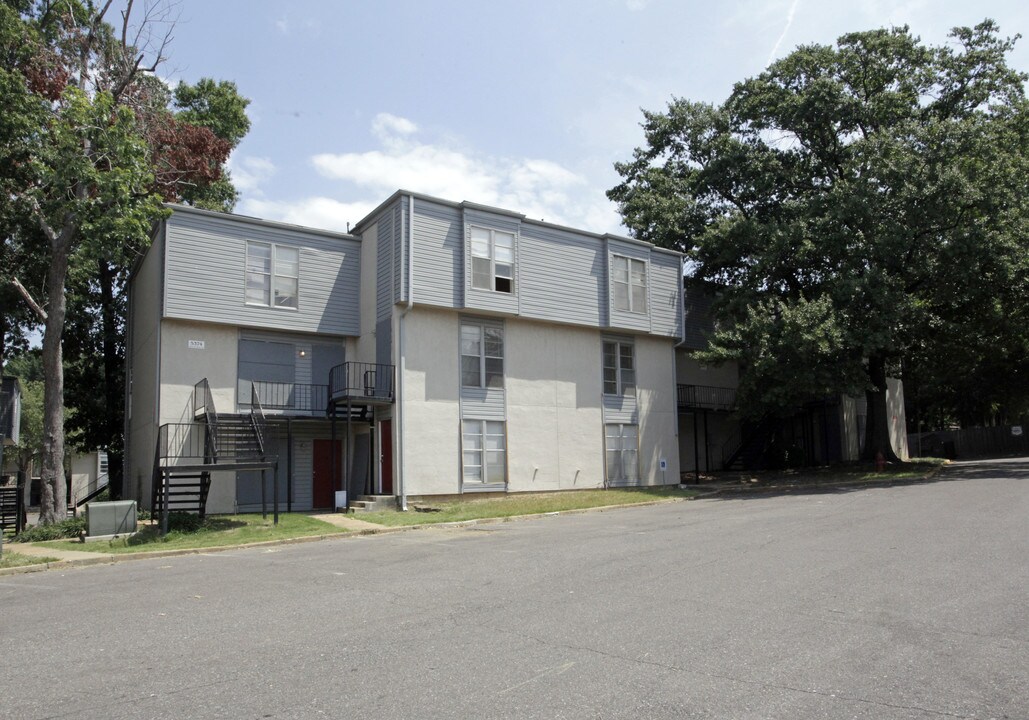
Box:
[227,155,276,195]
[626,0,651,11]
[308,112,622,233]
[767,0,801,66]
[238,196,375,234]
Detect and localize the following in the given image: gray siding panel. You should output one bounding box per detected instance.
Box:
[412,199,463,307]
[376,318,391,369]
[164,211,360,336]
[649,251,683,338]
[602,393,639,424]
[459,387,506,420]
[519,225,603,325]
[376,214,394,322]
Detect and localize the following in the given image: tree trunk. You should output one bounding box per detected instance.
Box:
[38,238,70,525]
[98,259,123,499]
[861,354,902,463]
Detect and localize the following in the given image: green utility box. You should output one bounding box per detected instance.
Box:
[86,500,137,537]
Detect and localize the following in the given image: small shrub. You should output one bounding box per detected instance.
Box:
[167,512,203,534]
[136,507,152,521]
[13,517,87,543]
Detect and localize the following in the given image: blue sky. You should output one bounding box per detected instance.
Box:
[154,0,1029,235]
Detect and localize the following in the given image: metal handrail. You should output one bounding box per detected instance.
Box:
[329,362,395,403]
[677,384,737,411]
[193,379,220,461]
[250,381,268,458]
[73,472,109,507]
[239,380,328,413]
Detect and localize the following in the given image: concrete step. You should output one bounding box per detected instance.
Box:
[348,495,396,513]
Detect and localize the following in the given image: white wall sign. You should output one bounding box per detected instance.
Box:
[188,340,205,350]
[1012,426,1023,437]
[659,458,667,470]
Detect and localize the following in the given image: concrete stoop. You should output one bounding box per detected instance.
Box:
[347,495,397,513]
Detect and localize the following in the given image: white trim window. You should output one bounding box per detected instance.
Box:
[612,255,647,313]
[461,321,504,389]
[246,241,299,309]
[602,340,636,396]
[605,423,640,485]
[463,419,507,486]
[470,226,515,293]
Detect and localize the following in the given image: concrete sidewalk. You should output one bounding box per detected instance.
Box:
[0,511,392,574]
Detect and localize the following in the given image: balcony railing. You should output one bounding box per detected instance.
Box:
[239,380,329,414]
[156,422,211,463]
[329,362,395,404]
[677,384,737,411]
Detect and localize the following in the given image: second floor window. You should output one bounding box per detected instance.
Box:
[612,255,647,313]
[246,242,299,309]
[461,321,504,389]
[470,227,515,293]
[603,340,635,396]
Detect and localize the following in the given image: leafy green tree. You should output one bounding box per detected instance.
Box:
[609,20,1029,460]
[1,2,248,521]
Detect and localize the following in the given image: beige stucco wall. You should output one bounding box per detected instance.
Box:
[637,337,680,484]
[506,319,604,491]
[159,319,239,425]
[397,307,461,495]
[399,308,680,495]
[143,319,240,509]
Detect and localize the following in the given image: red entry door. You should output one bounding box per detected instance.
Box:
[380,420,393,495]
[313,439,342,509]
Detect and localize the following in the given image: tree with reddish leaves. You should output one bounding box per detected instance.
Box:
[1,1,250,521]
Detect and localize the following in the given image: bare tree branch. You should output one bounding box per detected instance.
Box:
[11,278,48,322]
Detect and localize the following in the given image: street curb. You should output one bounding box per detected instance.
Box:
[0,495,701,576]
[689,463,947,497]
[0,469,946,577]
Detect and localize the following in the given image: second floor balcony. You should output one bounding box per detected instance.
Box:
[677,384,737,412]
[330,362,395,405]
[239,380,329,416]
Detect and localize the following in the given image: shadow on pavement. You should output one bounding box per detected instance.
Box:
[699,455,1028,501]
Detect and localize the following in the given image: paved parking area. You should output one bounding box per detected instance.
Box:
[1,457,1026,719]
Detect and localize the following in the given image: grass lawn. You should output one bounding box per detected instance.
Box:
[724,458,947,487]
[35,513,346,554]
[0,550,57,568]
[359,486,700,527]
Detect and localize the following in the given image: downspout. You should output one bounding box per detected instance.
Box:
[396,194,415,511]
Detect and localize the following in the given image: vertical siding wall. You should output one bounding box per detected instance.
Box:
[163,208,361,336]
[404,197,682,341]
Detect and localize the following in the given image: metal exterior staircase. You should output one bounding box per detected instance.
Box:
[152,380,274,525]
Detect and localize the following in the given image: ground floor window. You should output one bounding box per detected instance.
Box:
[463,420,506,486]
[606,424,640,484]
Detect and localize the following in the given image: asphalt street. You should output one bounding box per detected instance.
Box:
[1,457,1026,719]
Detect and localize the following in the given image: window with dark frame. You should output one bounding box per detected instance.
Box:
[470,226,515,293]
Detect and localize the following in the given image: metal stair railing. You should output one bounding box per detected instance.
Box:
[250,381,268,459]
[193,378,220,462]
